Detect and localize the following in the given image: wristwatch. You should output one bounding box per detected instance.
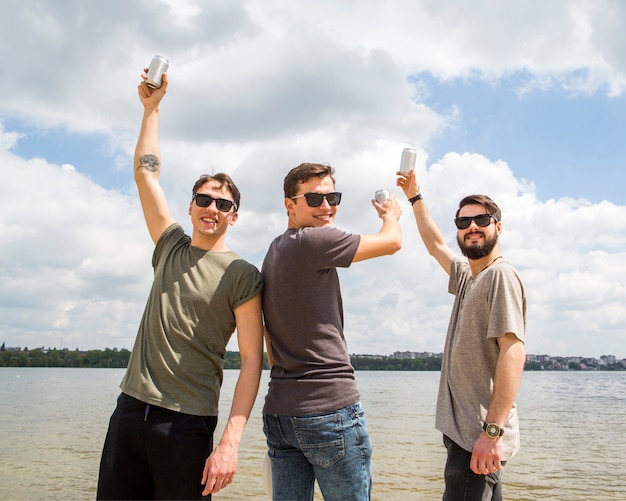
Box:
[483,422,504,439]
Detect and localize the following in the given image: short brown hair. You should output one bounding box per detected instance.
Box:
[192,173,241,211]
[456,194,502,221]
[283,163,336,198]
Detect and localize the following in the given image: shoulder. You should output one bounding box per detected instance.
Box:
[485,261,526,304]
[450,256,470,277]
[299,226,357,245]
[153,223,188,262]
[210,251,259,272]
[490,260,524,285]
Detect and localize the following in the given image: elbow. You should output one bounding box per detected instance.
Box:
[381,233,402,256]
[389,239,402,255]
[380,239,402,257]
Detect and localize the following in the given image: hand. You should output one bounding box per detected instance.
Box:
[396,169,419,200]
[469,433,503,475]
[372,194,402,221]
[201,441,238,496]
[137,71,168,111]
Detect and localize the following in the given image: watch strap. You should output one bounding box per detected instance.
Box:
[408,193,423,205]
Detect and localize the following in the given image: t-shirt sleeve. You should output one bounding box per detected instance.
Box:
[152,223,187,269]
[486,266,526,342]
[298,227,360,270]
[230,261,264,311]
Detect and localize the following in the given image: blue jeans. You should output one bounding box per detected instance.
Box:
[263,402,372,501]
[442,435,504,501]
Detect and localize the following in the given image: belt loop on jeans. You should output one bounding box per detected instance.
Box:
[144,403,151,421]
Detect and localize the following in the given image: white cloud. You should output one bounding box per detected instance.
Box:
[0,125,153,350]
[0,1,625,358]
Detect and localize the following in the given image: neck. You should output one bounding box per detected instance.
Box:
[469,253,502,278]
[191,234,229,252]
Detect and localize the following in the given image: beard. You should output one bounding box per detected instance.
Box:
[457,230,498,260]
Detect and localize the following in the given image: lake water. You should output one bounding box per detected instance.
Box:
[0,369,625,500]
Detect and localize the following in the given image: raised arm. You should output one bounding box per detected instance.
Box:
[134,73,175,244]
[352,195,403,263]
[396,170,455,275]
[201,294,264,496]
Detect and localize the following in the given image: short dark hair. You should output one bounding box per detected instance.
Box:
[192,173,241,211]
[283,163,336,198]
[455,194,502,221]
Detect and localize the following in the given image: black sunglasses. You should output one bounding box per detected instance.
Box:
[291,192,342,207]
[193,193,237,212]
[454,213,498,230]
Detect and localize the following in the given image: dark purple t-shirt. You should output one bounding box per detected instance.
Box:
[262,226,361,416]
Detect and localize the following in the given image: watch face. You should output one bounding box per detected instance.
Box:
[485,423,502,438]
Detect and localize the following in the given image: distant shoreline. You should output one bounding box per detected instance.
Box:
[1,347,625,371]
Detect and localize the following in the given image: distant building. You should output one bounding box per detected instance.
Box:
[391,351,441,360]
[600,355,617,366]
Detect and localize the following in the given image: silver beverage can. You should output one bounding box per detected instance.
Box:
[374,189,389,203]
[146,55,169,88]
[399,147,416,174]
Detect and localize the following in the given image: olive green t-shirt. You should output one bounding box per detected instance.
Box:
[121,224,263,416]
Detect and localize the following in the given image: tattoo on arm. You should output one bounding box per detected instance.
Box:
[138,154,160,173]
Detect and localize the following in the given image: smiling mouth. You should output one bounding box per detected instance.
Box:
[465,231,484,241]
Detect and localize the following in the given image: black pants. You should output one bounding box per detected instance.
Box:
[442,435,505,501]
[97,393,217,500]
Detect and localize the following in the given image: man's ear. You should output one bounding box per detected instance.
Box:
[229,211,239,226]
[284,197,295,214]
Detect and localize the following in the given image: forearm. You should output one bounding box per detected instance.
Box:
[411,199,454,273]
[486,337,526,425]
[411,200,443,252]
[379,215,402,254]
[217,354,263,448]
[134,107,161,183]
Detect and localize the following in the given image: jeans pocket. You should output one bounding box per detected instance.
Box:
[292,413,345,468]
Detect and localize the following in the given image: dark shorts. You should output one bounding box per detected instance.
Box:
[97,393,217,500]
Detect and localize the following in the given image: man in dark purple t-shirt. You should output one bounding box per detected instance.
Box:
[262,162,402,501]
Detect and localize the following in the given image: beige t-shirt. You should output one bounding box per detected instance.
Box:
[436,257,526,460]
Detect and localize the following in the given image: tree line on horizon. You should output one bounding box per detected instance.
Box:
[1,344,624,371]
[0,345,442,370]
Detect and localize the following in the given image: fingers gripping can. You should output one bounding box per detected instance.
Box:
[399,147,416,174]
[146,55,169,88]
[374,189,389,203]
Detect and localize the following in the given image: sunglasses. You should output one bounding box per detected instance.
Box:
[291,192,342,207]
[193,193,237,212]
[454,213,498,230]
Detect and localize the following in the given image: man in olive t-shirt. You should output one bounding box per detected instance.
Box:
[97,71,264,501]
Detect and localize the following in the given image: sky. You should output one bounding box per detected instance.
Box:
[1,0,625,359]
